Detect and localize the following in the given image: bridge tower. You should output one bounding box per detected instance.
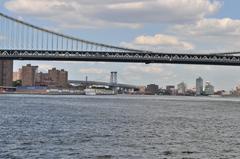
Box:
[110,72,118,94]
[110,72,118,85]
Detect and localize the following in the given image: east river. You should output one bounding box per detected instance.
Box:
[0,95,240,158]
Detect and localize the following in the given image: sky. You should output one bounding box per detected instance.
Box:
[1,0,240,90]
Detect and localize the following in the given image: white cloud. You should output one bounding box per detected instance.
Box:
[122,33,194,51]
[5,0,222,29]
[173,18,240,36]
[135,34,194,49]
[171,18,240,50]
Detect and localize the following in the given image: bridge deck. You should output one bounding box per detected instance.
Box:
[1,50,240,66]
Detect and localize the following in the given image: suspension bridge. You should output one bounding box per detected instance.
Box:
[0,12,240,66]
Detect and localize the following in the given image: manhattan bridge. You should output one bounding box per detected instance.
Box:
[0,12,240,66]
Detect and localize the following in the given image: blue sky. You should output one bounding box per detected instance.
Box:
[1,0,240,90]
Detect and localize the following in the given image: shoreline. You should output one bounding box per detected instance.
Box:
[1,92,240,98]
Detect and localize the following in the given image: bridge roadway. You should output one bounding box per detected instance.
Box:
[1,50,240,66]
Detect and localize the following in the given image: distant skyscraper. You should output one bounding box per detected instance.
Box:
[205,81,214,95]
[0,60,13,86]
[22,64,38,86]
[196,77,203,96]
[177,82,187,95]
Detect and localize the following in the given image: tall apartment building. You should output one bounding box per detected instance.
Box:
[35,72,52,86]
[48,68,59,85]
[21,64,38,86]
[59,69,68,87]
[0,60,13,86]
[48,68,68,88]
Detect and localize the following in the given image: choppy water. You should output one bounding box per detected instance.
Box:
[0,95,240,159]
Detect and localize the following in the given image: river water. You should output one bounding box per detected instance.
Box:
[0,95,240,159]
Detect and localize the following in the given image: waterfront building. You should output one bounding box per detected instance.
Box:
[48,68,68,88]
[13,69,22,81]
[166,85,176,95]
[36,72,52,86]
[22,64,38,86]
[59,69,68,87]
[0,60,13,86]
[138,86,146,94]
[48,68,59,85]
[145,84,159,95]
[196,77,204,96]
[235,85,240,96]
[204,81,214,95]
[177,82,187,95]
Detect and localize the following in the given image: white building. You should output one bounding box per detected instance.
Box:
[205,81,214,95]
[177,82,187,95]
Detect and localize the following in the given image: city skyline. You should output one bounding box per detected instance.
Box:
[1,0,240,90]
[13,64,237,93]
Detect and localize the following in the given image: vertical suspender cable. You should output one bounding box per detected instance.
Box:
[76,41,79,51]
[81,42,83,51]
[5,18,8,49]
[21,23,24,49]
[66,39,68,51]
[56,35,59,50]
[12,22,15,49]
[31,27,34,49]
[26,26,29,49]
[46,32,49,50]
[52,33,54,51]
[71,39,73,51]
[36,29,39,50]
[16,22,19,49]
[42,30,44,50]
[61,36,63,51]
[9,20,12,50]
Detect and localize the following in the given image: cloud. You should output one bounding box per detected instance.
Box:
[173,18,240,36]
[171,18,240,50]
[5,0,222,29]
[135,34,194,49]
[122,33,194,51]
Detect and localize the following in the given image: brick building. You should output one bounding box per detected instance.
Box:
[48,68,68,88]
[21,64,38,86]
[0,60,13,86]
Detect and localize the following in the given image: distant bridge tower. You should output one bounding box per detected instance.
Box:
[110,72,118,94]
[110,72,118,85]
